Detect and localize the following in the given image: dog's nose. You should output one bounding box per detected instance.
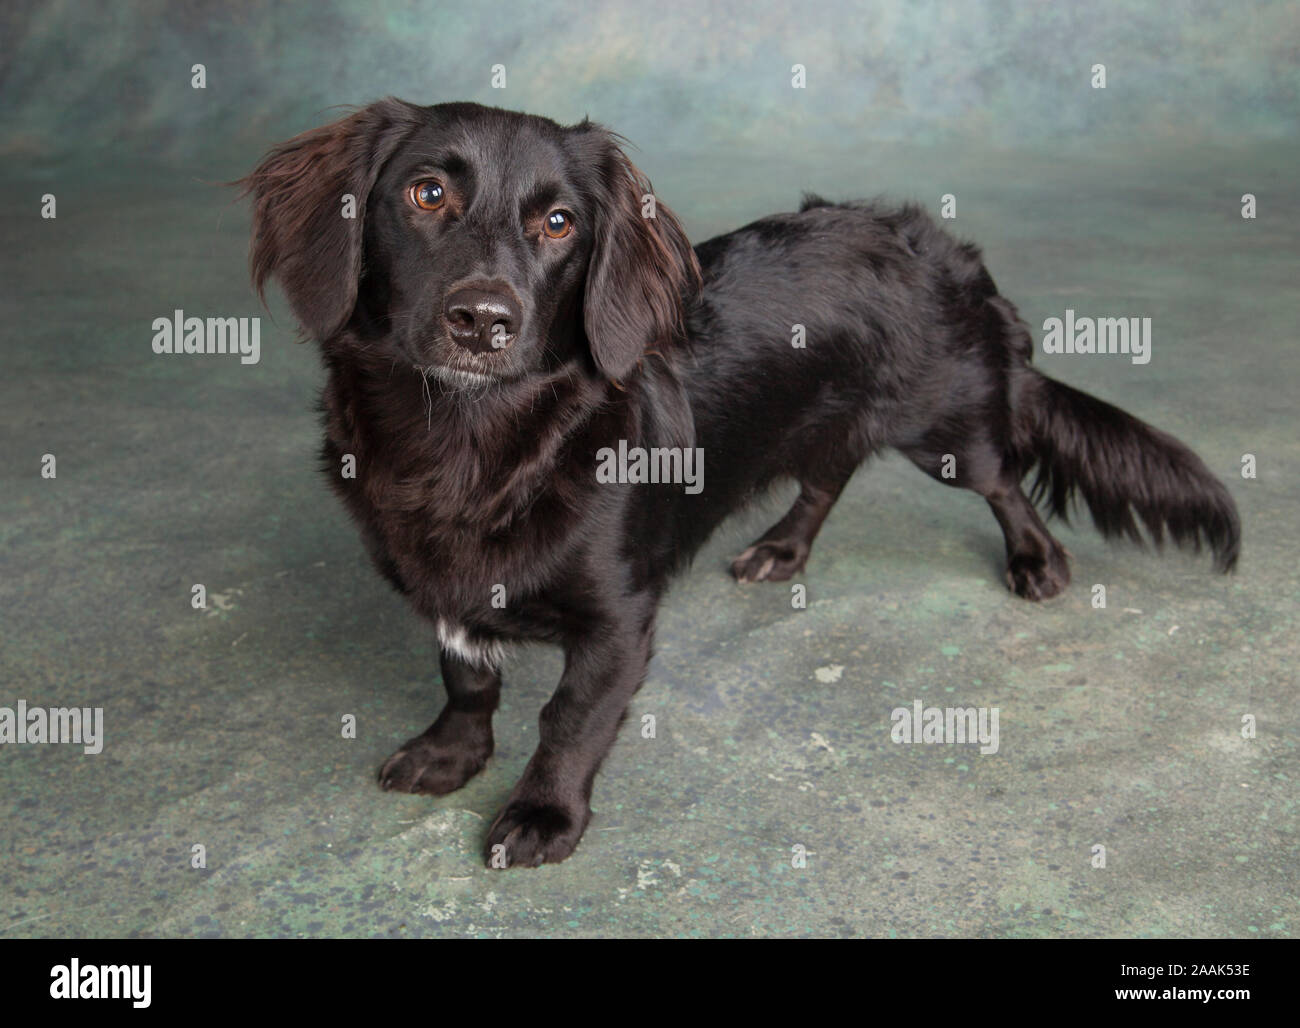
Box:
[442,287,520,353]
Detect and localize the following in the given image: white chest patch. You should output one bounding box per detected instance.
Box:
[436,618,505,671]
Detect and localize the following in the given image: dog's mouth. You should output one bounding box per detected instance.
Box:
[421,363,499,389]
[416,332,518,390]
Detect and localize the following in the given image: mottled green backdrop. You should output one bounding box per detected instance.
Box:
[3,0,1297,171]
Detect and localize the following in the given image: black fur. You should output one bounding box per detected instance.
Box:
[242,99,1241,867]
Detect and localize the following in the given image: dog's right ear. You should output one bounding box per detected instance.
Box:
[239,98,421,341]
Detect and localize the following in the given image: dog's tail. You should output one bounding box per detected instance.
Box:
[1011,369,1241,571]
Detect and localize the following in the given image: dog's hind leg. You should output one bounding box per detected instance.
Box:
[982,475,1071,600]
[900,428,1071,601]
[730,473,852,583]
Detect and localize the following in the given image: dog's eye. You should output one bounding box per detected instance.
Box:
[543,210,572,239]
[411,181,445,211]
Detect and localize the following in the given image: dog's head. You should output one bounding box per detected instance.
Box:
[242,98,700,387]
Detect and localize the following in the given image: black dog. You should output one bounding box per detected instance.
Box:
[242,99,1240,867]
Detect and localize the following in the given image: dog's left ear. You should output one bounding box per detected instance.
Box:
[582,136,701,381]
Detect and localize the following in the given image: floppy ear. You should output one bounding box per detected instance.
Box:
[583,139,701,381]
[240,98,420,341]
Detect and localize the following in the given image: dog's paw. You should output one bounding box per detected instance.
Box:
[378,734,492,796]
[1005,544,1071,601]
[730,539,810,583]
[483,800,591,868]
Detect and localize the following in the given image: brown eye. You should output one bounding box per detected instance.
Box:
[543,210,572,239]
[411,180,445,210]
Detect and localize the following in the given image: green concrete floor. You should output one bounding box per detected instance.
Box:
[1,139,1296,937]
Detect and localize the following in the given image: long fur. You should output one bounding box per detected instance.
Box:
[242,100,1241,867]
[1014,371,1241,571]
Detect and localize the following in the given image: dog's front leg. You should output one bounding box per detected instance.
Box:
[485,610,655,868]
[378,650,500,796]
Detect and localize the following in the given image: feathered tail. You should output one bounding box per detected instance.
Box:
[1012,370,1241,571]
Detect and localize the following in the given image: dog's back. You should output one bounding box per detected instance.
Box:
[679,197,1239,593]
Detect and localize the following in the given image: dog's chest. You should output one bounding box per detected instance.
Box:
[322,413,586,644]
[340,453,535,586]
